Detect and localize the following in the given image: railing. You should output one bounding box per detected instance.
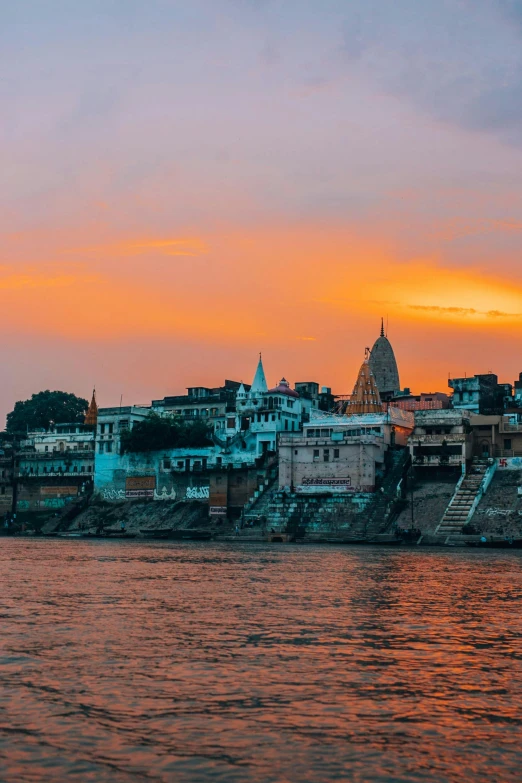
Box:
[18,450,94,459]
[499,422,522,433]
[410,434,466,443]
[413,455,463,466]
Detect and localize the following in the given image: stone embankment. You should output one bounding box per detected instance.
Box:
[47,499,209,535]
[472,469,522,537]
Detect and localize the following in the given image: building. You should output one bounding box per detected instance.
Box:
[279,406,413,494]
[96,405,151,456]
[0,443,14,516]
[16,423,95,513]
[368,319,401,401]
[408,409,473,470]
[449,373,508,415]
[471,412,522,458]
[235,356,310,457]
[294,382,336,412]
[278,353,413,495]
[388,391,450,411]
[152,380,247,439]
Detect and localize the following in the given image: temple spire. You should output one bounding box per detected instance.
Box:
[345,356,382,415]
[250,354,268,394]
[84,388,98,427]
[380,317,385,337]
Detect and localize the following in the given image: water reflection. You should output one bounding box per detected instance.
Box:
[0,541,521,782]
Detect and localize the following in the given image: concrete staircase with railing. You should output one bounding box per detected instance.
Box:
[436,460,496,536]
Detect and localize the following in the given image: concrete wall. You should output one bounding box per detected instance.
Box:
[279,436,383,493]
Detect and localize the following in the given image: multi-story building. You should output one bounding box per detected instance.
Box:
[152,380,247,439]
[96,405,151,456]
[389,391,450,411]
[408,409,473,470]
[449,373,508,415]
[15,423,95,513]
[279,356,414,493]
[0,443,14,517]
[236,357,311,457]
[18,423,96,479]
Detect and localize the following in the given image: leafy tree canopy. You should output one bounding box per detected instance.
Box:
[121,413,212,453]
[6,390,89,433]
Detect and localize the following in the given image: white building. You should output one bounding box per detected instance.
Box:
[279,408,414,493]
[236,356,311,457]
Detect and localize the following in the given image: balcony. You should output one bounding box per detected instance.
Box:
[18,450,94,460]
[409,434,466,444]
[499,421,522,433]
[413,455,463,466]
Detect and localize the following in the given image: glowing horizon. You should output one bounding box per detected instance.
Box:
[2,1,522,422]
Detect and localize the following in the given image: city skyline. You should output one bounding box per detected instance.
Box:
[3,1,522,424]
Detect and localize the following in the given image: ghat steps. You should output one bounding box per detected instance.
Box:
[437,462,489,535]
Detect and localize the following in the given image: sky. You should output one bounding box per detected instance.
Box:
[2,0,522,422]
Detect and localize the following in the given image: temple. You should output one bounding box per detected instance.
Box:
[368,319,400,401]
[345,353,382,415]
[84,389,98,428]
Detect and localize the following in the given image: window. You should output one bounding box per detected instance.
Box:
[294,450,298,455]
[177,461,184,469]
[119,419,129,431]
[313,449,320,461]
[100,424,106,434]
[98,442,104,453]
[73,466,78,473]
[163,459,171,470]
[284,419,288,430]
[504,438,512,450]
[334,449,340,459]
[323,449,329,462]
[81,466,85,473]
[271,414,276,421]
[106,441,113,453]
[45,445,49,452]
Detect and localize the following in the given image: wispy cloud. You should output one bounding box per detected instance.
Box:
[408,304,521,319]
[66,238,209,258]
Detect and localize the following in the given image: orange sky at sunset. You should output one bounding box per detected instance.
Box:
[3,1,522,422]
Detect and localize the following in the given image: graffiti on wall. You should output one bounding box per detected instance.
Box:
[154,487,177,501]
[498,457,522,469]
[186,486,209,500]
[102,489,126,501]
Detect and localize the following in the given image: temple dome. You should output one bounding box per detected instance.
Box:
[368,319,400,399]
[268,378,299,398]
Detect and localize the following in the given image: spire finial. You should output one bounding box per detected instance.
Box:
[380,317,385,337]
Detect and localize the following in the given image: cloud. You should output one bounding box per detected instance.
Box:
[408,304,521,319]
[66,237,209,258]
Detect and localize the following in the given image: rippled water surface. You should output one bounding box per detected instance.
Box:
[1,541,521,782]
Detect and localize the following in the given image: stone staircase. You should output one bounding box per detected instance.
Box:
[436,462,488,535]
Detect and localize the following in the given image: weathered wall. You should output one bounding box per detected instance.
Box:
[279,439,382,493]
[16,477,87,512]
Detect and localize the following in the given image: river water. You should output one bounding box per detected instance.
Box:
[0,540,521,783]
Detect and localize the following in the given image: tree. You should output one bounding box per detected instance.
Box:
[6,390,89,433]
[120,413,212,453]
